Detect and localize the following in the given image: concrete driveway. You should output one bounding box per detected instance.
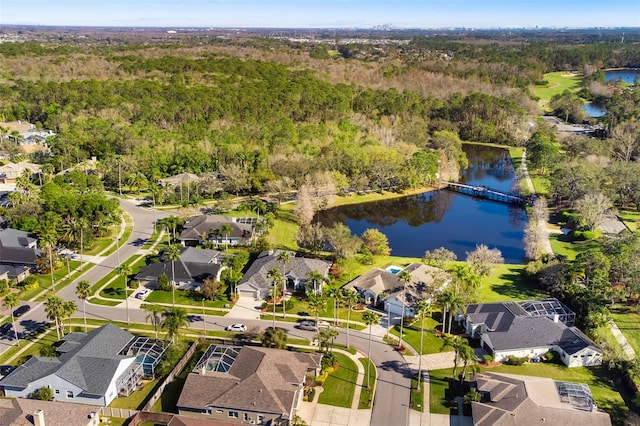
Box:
[226,296,263,320]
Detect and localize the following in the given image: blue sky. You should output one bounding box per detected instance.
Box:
[2,0,639,29]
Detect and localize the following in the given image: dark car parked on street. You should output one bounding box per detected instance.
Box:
[0,323,12,335]
[12,305,30,318]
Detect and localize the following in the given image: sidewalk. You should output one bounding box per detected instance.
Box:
[297,347,373,426]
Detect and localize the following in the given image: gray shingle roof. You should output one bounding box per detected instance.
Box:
[0,324,135,396]
[135,247,222,283]
[237,250,332,291]
[0,228,36,248]
[466,301,600,355]
[177,346,321,416]
[179,215,252,242]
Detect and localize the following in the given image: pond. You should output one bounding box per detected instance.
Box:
[605,68,640,84]
[317,144,527,264]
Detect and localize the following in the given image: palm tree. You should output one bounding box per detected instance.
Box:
[44,296,64,340]
[342,289,359,348]
[220,223,233,250]
[441,335,469,380]
[277,251,291,318]
[414,300,431,392]
[362,310,380,389]
[307,293,327,327]
[326,286,341,326]
[3,294,20,345]
[144,304,164,339]
[459,342,479,385]
[75,218,89,272]
[75,280,91,332]
[39,231,57,292]
[117,263,132,324]
[161,307,189,343]
[397,269,413,349]
[306,270,328,295]
[62,301,77,335]
[164,245,181,307]
[160,216,181,243]
[318,327,339,354]
[267,268,283,329]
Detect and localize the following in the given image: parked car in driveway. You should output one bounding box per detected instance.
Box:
[225,323,247,332]
[12,305,30,318]
[135,289,152,300]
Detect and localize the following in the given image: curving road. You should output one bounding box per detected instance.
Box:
[1,199,412,426]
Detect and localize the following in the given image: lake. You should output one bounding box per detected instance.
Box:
[317,144,527,263]
[605,68,640,84]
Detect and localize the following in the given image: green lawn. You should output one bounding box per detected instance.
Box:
[429,364,629,425]
[358,358,376,409]
[478,264,543,302]
[318,352,358,408]
[534,71,582,107]
[548,232,600,260]
[153,341,200,414]
[389,317,445,355]
[144,290,231,309]
[109,379,159,409]
[610,304,640,355]
[617,210,640,232]
[528,174,551,197]
[410,375,425,412]
[94,255,147,297]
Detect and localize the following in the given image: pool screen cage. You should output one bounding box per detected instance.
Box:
[194,344,242,375]
[555,380,596,411]
[119,336,171,379]
[518,298,575,326]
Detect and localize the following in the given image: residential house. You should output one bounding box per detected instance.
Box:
[177,344,322,425]
[179,215,253,248]
[470,372,611,426]
[343,263,449,318]
[463,299,602,367]
[236,250,332,299]
[0,227,41,283]
[0,324,168,406]
[135,246,225,291]
[0,161,41,184]
[0,397,100,426]
[159,173,201,187]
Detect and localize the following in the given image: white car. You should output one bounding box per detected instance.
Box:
[225,323,247,332]
[135,289,151,300]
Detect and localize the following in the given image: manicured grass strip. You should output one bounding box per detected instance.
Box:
[0,326,56,365]
[96,255,147,298]
[144,290,230,309]
[318,352,358,408]
[89,298,121,306]
[153,340,201,414]
[428,369,455,415]
[358,358,376,409]
[410,375,425,412]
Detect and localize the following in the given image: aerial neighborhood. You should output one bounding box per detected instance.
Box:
[0,17,638,426]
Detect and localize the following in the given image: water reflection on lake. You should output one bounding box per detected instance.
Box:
[317,145,527,263]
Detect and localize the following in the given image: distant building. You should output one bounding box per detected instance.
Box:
[0,161,41,184]
[0,227,41,283]
[471,372,611,426]
[179,215,253,248]
[177,344,321,424]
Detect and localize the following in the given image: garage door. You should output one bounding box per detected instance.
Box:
[238,289,257,299]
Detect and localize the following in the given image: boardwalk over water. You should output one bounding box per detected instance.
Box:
[442,181,529,206]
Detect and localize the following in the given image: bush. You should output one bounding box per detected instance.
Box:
[32,386,54,401]
[483,354,494,364]
[503,355,528,365]
[321,352,337,370]
[157,273,171,291]
[572,230,597,241]
[39,345,56,357]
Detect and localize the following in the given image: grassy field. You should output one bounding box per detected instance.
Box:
[478,264,543,302]
[109,379,159,409]
[389,317,444,355]
[610,304,640,355]
[618,210,640,232]
[548,232,600,260]
[534,71,582,108]
[429,364,628,424]
[317,352,358,407]
[410,375,425,412]
[358,358,376,409]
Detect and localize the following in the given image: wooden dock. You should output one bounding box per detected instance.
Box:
[442,181,528,206]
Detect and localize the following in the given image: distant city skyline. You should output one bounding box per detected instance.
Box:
[1,0,639,29]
